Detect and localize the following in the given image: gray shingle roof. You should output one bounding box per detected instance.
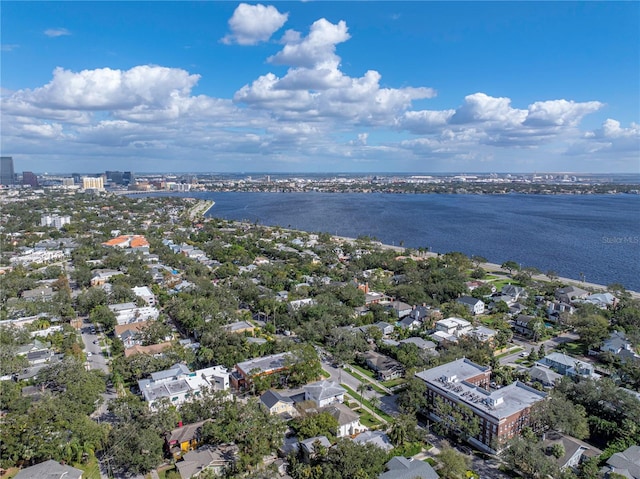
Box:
[14,460,83,479]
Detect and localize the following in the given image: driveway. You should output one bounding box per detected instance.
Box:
[80,320,110,374]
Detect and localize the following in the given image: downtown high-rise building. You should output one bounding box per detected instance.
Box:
[22,171,39,187]
[0,156,15,186]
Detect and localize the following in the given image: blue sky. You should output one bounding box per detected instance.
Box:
[1,1,638,174]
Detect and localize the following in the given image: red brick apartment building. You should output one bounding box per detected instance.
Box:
[416,358,547,452]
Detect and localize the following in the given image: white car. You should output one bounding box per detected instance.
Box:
[87,352,92,357]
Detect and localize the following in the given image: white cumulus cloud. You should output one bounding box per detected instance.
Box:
[9,65,200,110]
[222,3,288,45]
[268,18,350,68]
[524,99,603,127]
[44,28,71,37]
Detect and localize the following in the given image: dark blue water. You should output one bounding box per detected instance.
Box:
[153,192,640,291]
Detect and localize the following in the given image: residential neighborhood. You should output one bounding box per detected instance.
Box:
[0,188,639,479]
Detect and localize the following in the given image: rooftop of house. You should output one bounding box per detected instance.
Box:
[304,380,346,401]
[457,296,483,305]
[236,352,291,376]
[165,419,210,445]
[603,445,640,479]
[13,460,84,479]
[352,430,394,452]
[260,389,294,409]
[542,431,602,469]
[437,317,471,328]
[322,402,360,426]
[379,456,439,479]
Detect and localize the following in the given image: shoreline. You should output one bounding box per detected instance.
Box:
[331,234,640,300]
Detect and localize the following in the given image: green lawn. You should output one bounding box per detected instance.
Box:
[72,456,100,479]
[341,384,393,422]
[350,363,376,379]
[495,347,523,359]
[381,378,406,388]
[358,410,382,428]
[557,341,588,356]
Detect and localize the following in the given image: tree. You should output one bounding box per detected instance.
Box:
[531,394,589,439]
[396,377,428,415]
[501,261,520,275]
[388,414,418,446]
[437,444,470,479]
[571,313,610,350]
[501,436,559,479]
[293,412,339,440]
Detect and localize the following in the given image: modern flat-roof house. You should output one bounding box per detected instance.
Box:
[232,352,291,389]
[138,364,230,409]
[435,317,472,337]
[416,358,546,452]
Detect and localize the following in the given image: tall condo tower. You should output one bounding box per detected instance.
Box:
[0,156,15,186]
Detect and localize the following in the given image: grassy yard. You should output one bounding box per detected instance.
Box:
[349,363,376,379]
[495,347,523,359]
[358,410,382,428]
[72,456,100,479]
[341,384,393,422]
[557,341,588,356]
[381,378,406,388]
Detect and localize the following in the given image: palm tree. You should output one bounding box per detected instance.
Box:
[357,382,367,409]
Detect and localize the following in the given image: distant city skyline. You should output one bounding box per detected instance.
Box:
[1,2,638,174]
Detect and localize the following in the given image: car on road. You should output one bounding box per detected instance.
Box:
[93,340,99,344]
[87,352,92,357]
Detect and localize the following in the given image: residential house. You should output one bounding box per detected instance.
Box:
[323,402,366,438]
[468,325,498,344]
[288,298,316,312]
[299,436,332,462]
[580,292,617,309]
[430,330,458,344]
[416,358,546,453]
[304,380,346,408]
[512,315,539,338]
[501,284,528,302]
[601,445,640,479]
[399,337,438,355]
[223,321,255,335]
[541,431,602,471]
[435,317,472,337]
[555,286,590,305]
[138,364,230,409]
[362,351,404,381]
[21,286,54,302]
[601,331,640,364]
[352,430,394,452]
[114,321,149,349]
[232,352,291,390]
[529,365,563,388]
[132,286,156,306]
[387,300,413,319]
[176,445,237,479]
[397,315,422,331]
[536,352,597,379]
[108,302,159,325]
[379,456,439,479]
[165,420,209,459]
[260,390,297,417]
[457,296,485,315]
[547,301,575,322]
[372,321,394,337]
[14,460,84,479]
[90,269,123,286]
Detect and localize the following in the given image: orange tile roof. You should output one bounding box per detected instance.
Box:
[101,234,149,248]
[130,236,149,248]
[114,321,149,336]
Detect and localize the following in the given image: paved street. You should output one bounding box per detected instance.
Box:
[79,320,110,374]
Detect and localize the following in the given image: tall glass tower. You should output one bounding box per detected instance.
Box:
[0,157,15,186]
